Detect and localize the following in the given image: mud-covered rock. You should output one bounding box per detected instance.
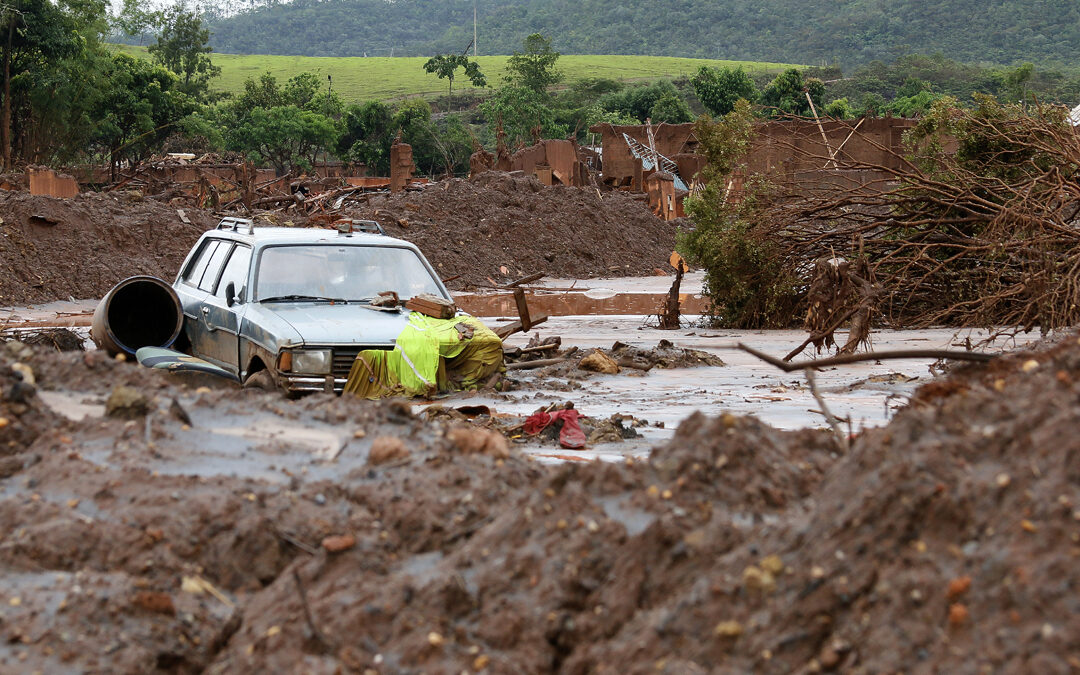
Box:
[105,385,150,418]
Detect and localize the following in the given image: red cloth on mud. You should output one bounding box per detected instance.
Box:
[522,409,586,449]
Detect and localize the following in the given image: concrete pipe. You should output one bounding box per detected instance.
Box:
[91,276,184,356]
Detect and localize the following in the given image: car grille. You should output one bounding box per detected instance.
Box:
[332,348,362,378]
[331,346,393,379]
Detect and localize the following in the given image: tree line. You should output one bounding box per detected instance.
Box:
[11,0,1080,180]
[192,0,1080,69]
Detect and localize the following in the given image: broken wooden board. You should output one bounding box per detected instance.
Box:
[405,294,456,319]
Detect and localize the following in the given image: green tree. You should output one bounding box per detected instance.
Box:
[113,0,162,43]
[148,4,221,100]
[479,86,568,147]
[859,92,887,116]
[649,93,694,123]
[690,65,758,116]
[599,80,685,123]
[337,100,394,174]
[504,33,562,93]
[761,68,824,117]
[422,53,486,96]
[231,105,338,174]
[0,0,85,167]
[886,90,940,117]
[1003,62,1033,107]
[824,97,854,119]
[678,100,799,327]
[94,53,198,173]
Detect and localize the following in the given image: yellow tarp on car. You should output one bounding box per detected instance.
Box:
[343,313,504,399]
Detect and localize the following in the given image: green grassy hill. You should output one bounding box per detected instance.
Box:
[194,0,1080,68]
[112,45,795,102]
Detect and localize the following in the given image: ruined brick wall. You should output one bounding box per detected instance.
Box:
[745,117,917,178]
[588,123,698,188]
[590,118,919,190]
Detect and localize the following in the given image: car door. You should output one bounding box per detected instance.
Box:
[186,240,235,370]
[175,238,221,347]
[197,243,253,375]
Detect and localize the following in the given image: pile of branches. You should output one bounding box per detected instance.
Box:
[755,98,1080,331]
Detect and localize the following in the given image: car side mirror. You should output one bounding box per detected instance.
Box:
[225,282,237,307]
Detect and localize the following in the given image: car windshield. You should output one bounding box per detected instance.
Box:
[255,244,444,302]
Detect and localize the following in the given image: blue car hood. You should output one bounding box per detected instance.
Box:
[247,303,412,347]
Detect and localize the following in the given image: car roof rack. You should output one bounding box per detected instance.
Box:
[335,219,385,236]
[216,217,255,234]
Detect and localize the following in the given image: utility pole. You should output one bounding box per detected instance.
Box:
[473,0,478,56]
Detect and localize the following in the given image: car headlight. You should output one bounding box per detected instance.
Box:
[281,349,332,375]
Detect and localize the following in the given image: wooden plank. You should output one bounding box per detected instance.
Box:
[513,288,533,331]
[502,272,545,288]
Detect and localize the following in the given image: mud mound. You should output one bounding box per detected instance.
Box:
[0,341,64,462]
[3,332,1080,672]
[334,172,677,288]
[0,191,215,305]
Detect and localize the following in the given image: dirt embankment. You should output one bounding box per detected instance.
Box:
[0,191,216,306]
[2,173,678,305]
[335,172,678,288]
[1,329,1079,672]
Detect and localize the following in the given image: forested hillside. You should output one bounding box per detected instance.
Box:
[199,0,1080,66]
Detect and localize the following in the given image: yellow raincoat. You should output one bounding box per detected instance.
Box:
[344,313,504,399]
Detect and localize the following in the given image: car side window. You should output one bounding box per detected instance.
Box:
[215,245,252,300]
[182,239,218,287]
[198,241,233,293]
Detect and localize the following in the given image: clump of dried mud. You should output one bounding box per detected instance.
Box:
[0,341,64,463]
[2,331,1080,673]
[335,172,677,288]
[0,191,216,305]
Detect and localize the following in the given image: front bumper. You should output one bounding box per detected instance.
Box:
[280,375,347,394]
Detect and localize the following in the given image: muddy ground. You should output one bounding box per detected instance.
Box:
[0,191,217,306]
[1,173,675,307]
[2,322,1079,672]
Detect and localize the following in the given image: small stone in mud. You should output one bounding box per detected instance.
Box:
[105,386,149,419]
[11,362,35,385]
[760,554,785,576]
[427,631,444,647]
[368,436,410,465]
[743,565,777,593]
[948,603,969,626]
[579,350,619,374]
[446,426,509,458]
[321,534,356,553]
[131,591,175,615]
[946,576,972,601]
[714,620,743,637]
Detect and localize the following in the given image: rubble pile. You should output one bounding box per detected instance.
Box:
[333,171,677,287]
[0,191,216,305]
[0,327,1078,671]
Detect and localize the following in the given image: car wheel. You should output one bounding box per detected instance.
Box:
[243,369,277,392]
